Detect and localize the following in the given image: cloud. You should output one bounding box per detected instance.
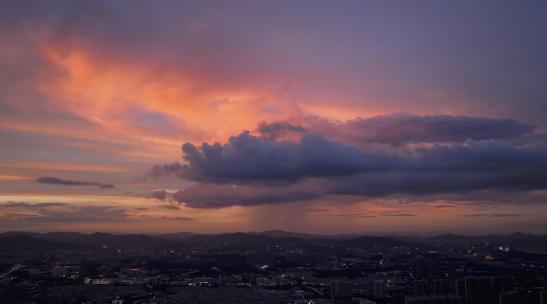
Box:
[36,176,114,188]
[257,121,305,140]
[176,131,394,182]
[270,113,536,148]
[149,190,168,200]
[0,201,195,227]
[327,140,547,197]
[152,113,540,184]
[462,213,488,217]
[159,204,180,210]
[161,216,192,222]
[149,126,547,208]
[170,130,547,192]
[380,212,417,217]
[148,164,184,178]
[3,0,547,128]
[3,0,542,212]
[332,213,376,218]
[339,114,535,145]
[1,201,68,209]
[462,213,522,218]
[431,204,457,209]
[171,183,322,208]
[331,211,416,218]
[0,205,129,224]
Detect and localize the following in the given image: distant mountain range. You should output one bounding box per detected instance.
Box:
[1,230,546,253]
[0,234,79,252]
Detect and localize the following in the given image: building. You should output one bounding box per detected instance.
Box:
[464,277,479,304]
[459,276,515,304]
[413,257,440,279]
[414,279,431,296]
[404,295,463,304]
[454,279,465,300]
[374,280,386,299]
[498,289,544,304]
[331,280,353,304]
[433,279,449,296]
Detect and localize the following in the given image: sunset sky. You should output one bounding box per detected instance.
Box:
[1,1,547,235]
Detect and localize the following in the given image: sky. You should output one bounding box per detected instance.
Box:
[1,0,547,235]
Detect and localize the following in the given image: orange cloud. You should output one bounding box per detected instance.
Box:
[39,47,301,145]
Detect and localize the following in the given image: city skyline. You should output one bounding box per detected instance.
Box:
[1,1,547,234]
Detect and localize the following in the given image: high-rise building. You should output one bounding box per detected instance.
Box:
[392,288,407,304]
[454,279,465,300]
[433,279,450,296]
[498,289,544,304]
[458,275,515,304]
[464,277,479,304]
[374,280,386,299]
[413,256,440,279]
[414,279,431,295]
[478,276,495,304]
[498,290,520,304]
[331,280,353,304]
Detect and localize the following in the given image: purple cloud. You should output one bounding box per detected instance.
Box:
[149,123,547,208]
[36,176,114,188]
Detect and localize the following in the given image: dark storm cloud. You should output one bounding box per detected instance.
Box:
[149,190,168,200]
[36,176,114,188]
[340,114,535,145]
[328,141,547,197]
[257,122,305,140]
[178,131,394,182]
[154,128,547,208]
[168,130,547,189]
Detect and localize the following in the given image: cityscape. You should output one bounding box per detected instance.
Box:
[2,1,547,303]
[1,231,546,303]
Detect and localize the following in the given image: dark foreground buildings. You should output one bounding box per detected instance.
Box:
[0,231,546,303]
